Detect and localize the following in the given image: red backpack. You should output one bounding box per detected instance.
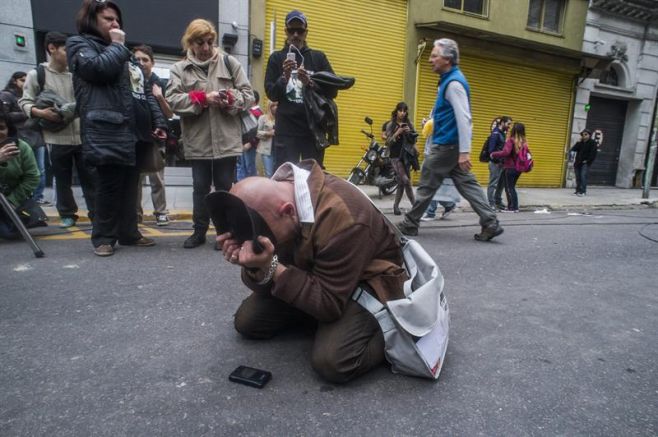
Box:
[514,143,534,173]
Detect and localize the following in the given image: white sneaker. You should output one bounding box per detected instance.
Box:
[421,214,437,222]
[156,214,170,226]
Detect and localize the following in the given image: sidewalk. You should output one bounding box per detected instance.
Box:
[39,184,657,223]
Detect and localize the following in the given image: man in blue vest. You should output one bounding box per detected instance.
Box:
[397,38,503,241]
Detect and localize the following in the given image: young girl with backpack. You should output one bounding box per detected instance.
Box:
[490,122,530,213]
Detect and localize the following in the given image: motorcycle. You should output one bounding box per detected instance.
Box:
[347,117,398,197]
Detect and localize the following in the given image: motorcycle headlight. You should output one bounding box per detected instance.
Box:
[366,150,378,161]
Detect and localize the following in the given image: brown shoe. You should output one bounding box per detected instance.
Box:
[133,237,156,247]
[94,244,114,257]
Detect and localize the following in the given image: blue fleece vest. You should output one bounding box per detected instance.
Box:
[432,66,470,146]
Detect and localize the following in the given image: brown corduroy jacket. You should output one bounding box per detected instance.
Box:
[242,160,407,322]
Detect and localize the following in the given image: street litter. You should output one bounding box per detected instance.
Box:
[534,208,550,214]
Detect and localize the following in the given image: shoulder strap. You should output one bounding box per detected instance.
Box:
[223,54,235,87]
[347,180,406,244]
[36,64,46,92]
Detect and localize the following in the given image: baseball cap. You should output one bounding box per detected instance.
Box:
[285,10,307,27]
[205,191,276,254]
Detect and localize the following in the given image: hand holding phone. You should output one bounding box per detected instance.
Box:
[283,52,297,78]
[0,141,19,163]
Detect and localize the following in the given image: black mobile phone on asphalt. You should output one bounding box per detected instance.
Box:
[229,365,272,389]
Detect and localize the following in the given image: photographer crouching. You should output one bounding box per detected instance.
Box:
[0,110,44,239]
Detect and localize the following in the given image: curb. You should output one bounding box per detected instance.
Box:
[42,207,195,223]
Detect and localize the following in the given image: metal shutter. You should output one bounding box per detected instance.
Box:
[264,0,408,178]
[415,48,575,187]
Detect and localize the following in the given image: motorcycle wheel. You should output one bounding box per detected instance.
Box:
[380,181,398,196]
[348,168,366,185]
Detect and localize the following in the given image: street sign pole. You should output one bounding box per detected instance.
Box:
[642,127,657,199]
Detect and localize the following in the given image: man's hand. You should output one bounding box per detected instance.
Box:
[152,128,167,140]
[297,66,311,86]
[109,29,125,45]
[282,58,296,81]
[152,83,164,100]
[458,152,472,172]
[0,143,19,163]
[32,107,62,123]
[217,233,276,279]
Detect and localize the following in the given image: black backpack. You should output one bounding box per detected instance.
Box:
[479,136,490,163]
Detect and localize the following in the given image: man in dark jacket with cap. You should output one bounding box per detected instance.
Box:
[570,129,598,196]
[264,10,336,168]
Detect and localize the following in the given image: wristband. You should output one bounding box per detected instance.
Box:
[257,255,279,285]
[189,90,207,107]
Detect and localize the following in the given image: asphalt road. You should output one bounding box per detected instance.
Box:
[1,208,657,436]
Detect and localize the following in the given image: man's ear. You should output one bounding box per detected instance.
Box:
[279,201,296,218]
[46,43,56,56]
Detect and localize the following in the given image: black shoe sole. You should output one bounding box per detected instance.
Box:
[474,227,504,241]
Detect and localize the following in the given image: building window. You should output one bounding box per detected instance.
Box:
[527,0,565,34]
[599,68,619,87]
[444,0,488,17]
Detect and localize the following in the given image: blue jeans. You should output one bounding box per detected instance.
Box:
[487,162,506,207]
[259,153,274,177]
[425,200,456,217]
[236,148,257,181]
[574,164,590,194]
[32,146,46,201]
[504,169,521,211]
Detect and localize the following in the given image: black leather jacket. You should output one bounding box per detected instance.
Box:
[66,34,166,166]
[570,138,598,166]
[264,44,335,138]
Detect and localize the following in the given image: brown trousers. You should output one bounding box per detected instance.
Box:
[234,292,385,383]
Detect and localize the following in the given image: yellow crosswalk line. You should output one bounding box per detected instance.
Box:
[37,224,194,240]
[39,226,89,240]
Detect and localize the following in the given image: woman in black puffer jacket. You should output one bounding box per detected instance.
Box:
[67,0,167,257]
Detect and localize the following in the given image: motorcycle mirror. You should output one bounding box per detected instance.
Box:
[364,116,373,125]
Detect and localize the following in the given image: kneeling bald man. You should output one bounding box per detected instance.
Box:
[215,160,406,383]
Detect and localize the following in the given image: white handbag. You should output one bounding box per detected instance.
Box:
[351,185,450,379]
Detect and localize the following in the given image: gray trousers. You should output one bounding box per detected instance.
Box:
[487,161,505,207]
[234,292,384,383]
[136,170,168,218]
[401,144,497,229]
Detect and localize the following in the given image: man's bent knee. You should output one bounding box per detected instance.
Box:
[233,302,275,339]
[311,349,355,384]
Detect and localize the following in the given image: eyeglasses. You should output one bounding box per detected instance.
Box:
[286,27,307,35]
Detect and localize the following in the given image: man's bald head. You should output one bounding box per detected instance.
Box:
[231,177,297,245]
[231,177,292,211]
